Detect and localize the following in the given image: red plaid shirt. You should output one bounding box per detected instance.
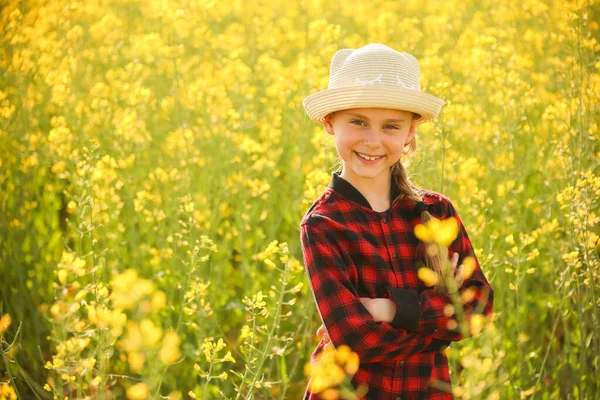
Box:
[301,171,494,400]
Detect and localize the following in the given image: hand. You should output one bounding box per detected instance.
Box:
[359,297,395,323]
[316,323,333,350]
[450,252,465,289]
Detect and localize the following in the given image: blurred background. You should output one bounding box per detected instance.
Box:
[0,0,598,398]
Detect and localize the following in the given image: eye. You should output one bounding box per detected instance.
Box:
[384,125,399,130]
[350,119,366,126]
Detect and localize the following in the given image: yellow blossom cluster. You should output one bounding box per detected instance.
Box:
[414,217,460,248]
[0,383,17,400]
[304,344,366,400]
[0,314,11,335]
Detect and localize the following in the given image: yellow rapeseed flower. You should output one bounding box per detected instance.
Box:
[417,267,439,287]
[140,319,162,348]
[305,343,360,395]
[126,382,149,400]
[0,314,12,334]
[0,383,17,400]
[159,330,181,365]
[217,371,228,380]
[462,256,477,279]
[470,314,484,336]
[222,351,236,363]
[414,217,460,247]
[128,351,145,373]
[319,388,339,400]
[151,291,166,312]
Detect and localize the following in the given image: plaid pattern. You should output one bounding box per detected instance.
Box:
[301,171,494,400]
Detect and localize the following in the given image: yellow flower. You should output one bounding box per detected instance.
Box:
[128,352,145,373]
[217,371,228,380]
[159,330,181,365]
[140,319,162,348]
[305,343,360,395]
[505,234,515,245]
[334,344,351,364]
[320,388,339,400]
[110,269,154,309]
[414,217,460,247]
[66,200,76,214]
[0,383,17,400]
[151,291,166,312]
[344,352,360,375]
[57,269,68,285]
[461,288,476,303]
[0,314,12,334]
[168,391,182,400]
[120,321,143,352]
[222,351,236,363]
[417,267,439,287]
[462,256,477,279]
[470,314,484,336]
[239,325,251,340]
[126,382,149,400]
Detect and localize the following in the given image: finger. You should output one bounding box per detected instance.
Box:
[316,324,325,336]
[451,252,459,269]
[323,333,330,344]
[455,265,465,287]
[324,341,334,351]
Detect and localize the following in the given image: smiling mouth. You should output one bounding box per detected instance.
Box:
[355,152,384,161]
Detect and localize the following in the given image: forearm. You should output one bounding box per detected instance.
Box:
[302,220,437,364]
[388,276,494,341]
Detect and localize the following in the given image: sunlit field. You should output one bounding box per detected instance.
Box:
[0,0,599,398]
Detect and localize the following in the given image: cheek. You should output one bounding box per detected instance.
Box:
[335,134,356,151]
[390,135,410,150]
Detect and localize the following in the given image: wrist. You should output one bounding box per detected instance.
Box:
[386,287,421,331]
[386,299,397,323]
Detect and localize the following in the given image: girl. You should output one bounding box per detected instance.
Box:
[300,43,494,399]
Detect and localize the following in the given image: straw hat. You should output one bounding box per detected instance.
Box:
[302,43,446,125]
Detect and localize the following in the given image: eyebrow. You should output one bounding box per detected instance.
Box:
[345,112,407,123]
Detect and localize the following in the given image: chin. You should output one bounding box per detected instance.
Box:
[352,167,387,179]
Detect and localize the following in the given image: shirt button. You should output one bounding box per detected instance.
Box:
[400,360,405,366]
[396,397,402,400]
[392,252,398,259]
[382,216,388,223]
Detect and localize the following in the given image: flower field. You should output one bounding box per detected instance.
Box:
[0,0,598,398]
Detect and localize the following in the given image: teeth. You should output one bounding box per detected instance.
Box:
[357,152,382,161]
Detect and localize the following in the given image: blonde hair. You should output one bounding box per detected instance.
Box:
[391,113,449,294]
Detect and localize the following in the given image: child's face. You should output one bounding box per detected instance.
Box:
[323,108,416,182]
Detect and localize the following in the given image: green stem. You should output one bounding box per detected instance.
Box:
[202,358,215,400]
[244,263,290,400]
[0,323,22,399]
[531,296,564,400]
[277,303,315,400]
[235,309,258,400]
[153,248,197,399]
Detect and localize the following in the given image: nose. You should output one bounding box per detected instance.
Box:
[363,128,382,148]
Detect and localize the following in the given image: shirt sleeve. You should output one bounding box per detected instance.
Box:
[301,216,437,364]
[386,200,494,341]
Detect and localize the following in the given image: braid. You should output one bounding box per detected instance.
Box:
[391,158,449,294]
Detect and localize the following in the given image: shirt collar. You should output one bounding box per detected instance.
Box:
[327,170,404,210]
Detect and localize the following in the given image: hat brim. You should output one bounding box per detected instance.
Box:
[302,85,445,125]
